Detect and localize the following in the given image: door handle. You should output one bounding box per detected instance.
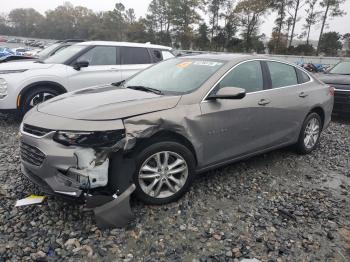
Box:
[258,99,271,106]
[299,92,308,98]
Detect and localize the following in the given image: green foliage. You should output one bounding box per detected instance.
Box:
[318,31,342,56]
[0,0,346,56]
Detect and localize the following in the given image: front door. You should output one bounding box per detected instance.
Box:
[199,60,273,166]
[68,46,121,91]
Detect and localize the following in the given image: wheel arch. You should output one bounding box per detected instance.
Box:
[128,130,198,166]
[17,81,67,109]
[309,106,325,128]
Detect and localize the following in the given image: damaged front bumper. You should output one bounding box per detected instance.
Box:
[19,128,136,228]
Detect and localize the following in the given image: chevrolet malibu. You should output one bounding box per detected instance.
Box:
[20,54,334,205]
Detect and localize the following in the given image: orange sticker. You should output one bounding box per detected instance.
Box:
[176,61,192,68]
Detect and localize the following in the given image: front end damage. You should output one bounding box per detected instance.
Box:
[20,122,137,228]
[20,102,202,228]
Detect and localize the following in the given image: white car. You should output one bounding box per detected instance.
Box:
[0,41,174,114]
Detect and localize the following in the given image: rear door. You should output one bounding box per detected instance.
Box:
[120,46,153,80]
[67,46,121,90]
[258,60,311,146]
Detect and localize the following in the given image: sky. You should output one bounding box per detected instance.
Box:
[2,0,350,40]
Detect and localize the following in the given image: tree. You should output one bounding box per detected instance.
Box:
[343,33,350,54]
[234,0,272,52]
[271,0,290,53]
[8,8,44,37]
[268,31,288,53]
[318,31,342,56]
[294,43,315,55]
[171,0,203,49]
[316,0,346,55]
[195,23,210,50]
[0,14,10,35]
[287,0,305,47]
[302,0,321,45]
[207,0,227,40]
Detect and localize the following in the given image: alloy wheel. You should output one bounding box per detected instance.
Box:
[303,117,320,149]
[138,151,188,199]
[29,92,56,107]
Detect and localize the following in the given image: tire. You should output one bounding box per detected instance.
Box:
[21,86,60,115]
[296,112,322,154]
[133,141,196,205]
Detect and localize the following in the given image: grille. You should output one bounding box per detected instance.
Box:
[23,124,53,137]
[20,142,46,166]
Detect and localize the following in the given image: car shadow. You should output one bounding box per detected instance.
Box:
[332,115,350,125]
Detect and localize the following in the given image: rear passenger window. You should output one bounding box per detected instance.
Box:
[297,69,311,83]
[218,61,263,93]
[267,61,298,88]
[77,46,117,65]
[121,47,151,64]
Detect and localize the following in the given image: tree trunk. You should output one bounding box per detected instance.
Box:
[275,0,285,52]
[289,0,300,47]
[306,24,311,45]
[316,0,330,55]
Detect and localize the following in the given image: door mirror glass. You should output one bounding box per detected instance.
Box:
[208,87,246,100]
[73,60,89,70]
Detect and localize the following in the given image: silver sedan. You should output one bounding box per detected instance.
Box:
[20,54,334,205]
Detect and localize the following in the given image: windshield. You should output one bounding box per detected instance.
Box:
[37,43,61,59]
[125,58,225,94]
[328,61,350,75]
[44,45,87,64]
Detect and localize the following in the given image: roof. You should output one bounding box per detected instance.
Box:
[182,53,269,62]
[76,41,172,50]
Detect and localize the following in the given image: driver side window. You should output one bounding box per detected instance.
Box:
[77,46,117,66]
[217,61,263,93]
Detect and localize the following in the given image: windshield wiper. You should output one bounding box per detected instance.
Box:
[126,85,163,95]
[111,80,125,87]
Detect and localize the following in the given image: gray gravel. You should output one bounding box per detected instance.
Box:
[0,112,350,262]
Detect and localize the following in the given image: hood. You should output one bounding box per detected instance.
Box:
[0,60,53,71]
[37,85,181,121]
[318,73,350,85]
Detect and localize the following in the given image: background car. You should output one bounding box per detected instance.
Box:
[318,61,350,115]
[0,47,14,57]
[20,55,333,206]
[0,41,174,114]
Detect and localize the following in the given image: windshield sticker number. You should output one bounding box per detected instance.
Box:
[193,61,223,67]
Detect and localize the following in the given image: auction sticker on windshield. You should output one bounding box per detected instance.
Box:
[176,61,193,68]
[193,61,223,67]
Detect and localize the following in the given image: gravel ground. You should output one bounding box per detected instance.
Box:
[0,112,349,262]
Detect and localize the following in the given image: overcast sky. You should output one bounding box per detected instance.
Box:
[2,0,350,40]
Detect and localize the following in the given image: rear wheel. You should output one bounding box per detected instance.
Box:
[21,86,60,115]
[296,112,322,154]
[133,141,196,205]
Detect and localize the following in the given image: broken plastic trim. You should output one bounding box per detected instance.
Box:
[93,184,136,228]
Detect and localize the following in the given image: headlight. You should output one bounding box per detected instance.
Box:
[0,69,28,74]
[0,78,7,99]
[53,130,125,147]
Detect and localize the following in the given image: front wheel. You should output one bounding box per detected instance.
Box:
[133,141,196,205]
[296,112,322,154]
[21,87,60,115]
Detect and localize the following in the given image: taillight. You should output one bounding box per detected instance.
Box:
[329,86,335,96]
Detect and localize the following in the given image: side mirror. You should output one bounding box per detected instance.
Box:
[73,60,89,70]
[207,87,246,100]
